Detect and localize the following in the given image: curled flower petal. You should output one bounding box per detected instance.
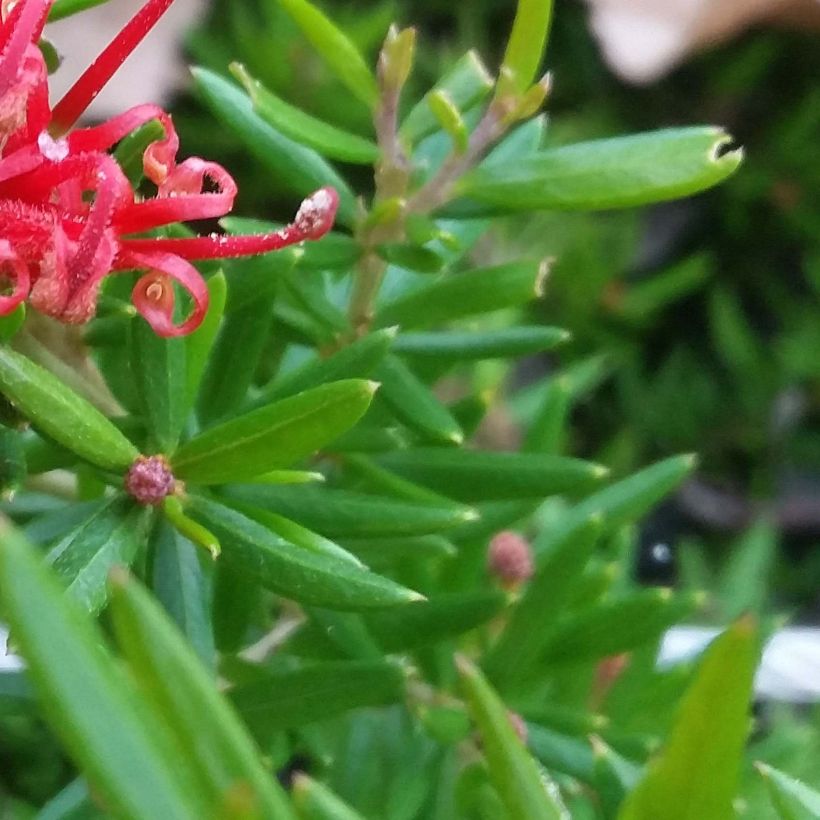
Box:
[114,157,238,234]
[0,0,48,97]
[0,238,29,315]
[119,186,340,261]
[124,249,209,338]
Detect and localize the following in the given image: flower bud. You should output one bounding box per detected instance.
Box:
[487,530,534,586]
[124,454,177,506]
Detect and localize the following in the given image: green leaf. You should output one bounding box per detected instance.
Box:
[457,128,743,213]
[129,315,187,453]
[232,63,378,164]
[538,454,697,549]
[394,326,569,360]
[500,0,554,92]
[756,762,820,820]
[230,661,405,736]
[45,497,151,615]
[375,355,463,445]
[592,737,642,819]
[541,589,700,665]
[174,380,377,484]
[376,260,547,329]
[718,519,777,619]
[47,0,109,22]
[0,348,138,471]
[108,569,297,819]
[293,774,368,820]
[0,525,207,818]
[523,375,570,453]
[484,514,601,688]
[401,51,494,144]
[376,448,607,501]
[223,485,476,538]
[188,496,423,609]
[277,0,379,107]
[457,656,566,820]
[365,590,506,652]
[618,618,759,820]
[526,724,596,782]
[192,68,356,224]
[184,271,227,415]
[151,523,215,669]
[257,327,396,404]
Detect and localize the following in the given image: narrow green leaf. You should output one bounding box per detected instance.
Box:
[184,271,227,414]
[592,737,642,819]
[500,0,553,92]
[484,515,601,688]
[523,375,570,453]
[457,656,565,820]
[129,315,187,453]
[36,778,98,820]
[277,0,378,107]
[376,260,548,329]
[232,63,378,163]
[538,454,697,551]
[401,51,494,144]
[108,570,297,819]
[618,618,759,820]
[151,523,215,669]
[188,497,423,609]
[365,591,505,652]
[756,762,820,820]
[394,326,569,360]
[223,485,476,538]
[376,355,463,445]
[541,589,700,665]
[719,519,777,619]
[293,774,367,820]
[457,128,743,213]
[230,661,404,735]
[257,327,396,404]
[377,448,607,501]
[192,68,356,224]
[340,534,456,564]
[526,723,596,782]
[46,497,151,615]
[0,348,138,471]
[47,0,108,22]
[0,524,207,818]
[174,380,377,484]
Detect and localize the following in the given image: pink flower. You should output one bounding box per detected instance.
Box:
[0,0,339,336]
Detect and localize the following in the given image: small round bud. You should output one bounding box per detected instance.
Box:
[124,455,177,506]
[488,530,534,586]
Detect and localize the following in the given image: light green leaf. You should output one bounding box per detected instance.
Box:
[174,380,377,484]
[0,348,137,471]
[756,762,820,820]
[277,0,379,107]
[500,0,554,92]
[0,524,207,818]
[293,774,368,820]
[457,128,743,213]
[232,63,378,163]
[108,569,297,819]
[458,656,566,820]
[394,326,569,360]
[619,618,759,820]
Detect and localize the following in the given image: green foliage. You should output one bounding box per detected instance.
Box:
[4,0,813,817]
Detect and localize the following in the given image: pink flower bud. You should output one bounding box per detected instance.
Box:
[487,530,534,586]
[124,454,176,506]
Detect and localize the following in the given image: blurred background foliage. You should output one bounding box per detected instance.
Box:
[182,0,820,608]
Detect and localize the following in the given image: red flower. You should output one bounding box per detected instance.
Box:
[0,0,339,336]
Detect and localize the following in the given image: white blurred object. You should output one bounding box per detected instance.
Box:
[585,0,820,84]
[45,0,208,121]
[659,626,820,702]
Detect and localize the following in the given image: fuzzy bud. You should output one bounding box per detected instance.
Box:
[487,530,534,586]
[124,455,177,506]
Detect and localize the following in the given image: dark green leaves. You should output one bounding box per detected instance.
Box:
[188,497,422,609]
[394,326,569,360]
[0,348,137,471]
[173,380,377,484]
[458,128,743,213]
